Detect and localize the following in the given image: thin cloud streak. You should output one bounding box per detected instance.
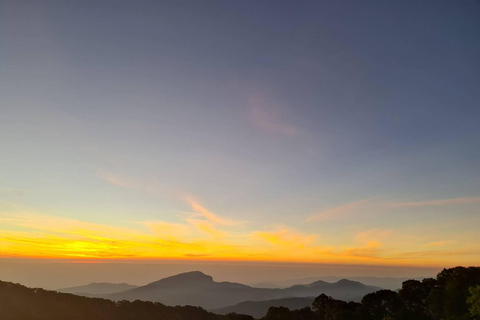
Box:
[187,200,243,226]
[139,221,192,239]
[251,227,316,248]
[97,170,243,228]
[342,241,382,259]
[423,241,454,247]
[96,169,185,201]
[393,246,480,259]
[390,197,480,208]
[307,198,374,221]
[97,170,138,189]
[248,91,296,137]
[357,229,393,243]
[185,218,227,238]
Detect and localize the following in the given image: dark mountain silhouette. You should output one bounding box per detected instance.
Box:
[286,278,381,302]
[254,276,425,290]
[0,280,228,320]
[57,282,138,296]
[147,271,215,286]
[1,266,478,320]
[318,276,425,291]
[105,271,380,309]
[213,297,315,318]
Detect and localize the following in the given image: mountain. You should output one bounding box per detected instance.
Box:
[284,278,379,302]
[57,282,138,296]
[107,271,267,310]
[260,276,426,290]
[317,276,425,291]
[212,297,315,318]
[0,280,230,320]
[105,271,381,310]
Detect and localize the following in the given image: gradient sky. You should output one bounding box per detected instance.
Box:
[1,0,480,273]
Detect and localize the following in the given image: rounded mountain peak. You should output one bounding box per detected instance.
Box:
[148,271,214,286]
[335,279,364,287]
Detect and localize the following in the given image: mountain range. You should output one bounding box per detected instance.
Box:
[251,276,424,291]
[100,271,381,310]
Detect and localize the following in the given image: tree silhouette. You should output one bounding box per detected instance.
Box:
[468,285,480,318]
[264,306,291,320]
[360,289,401,320]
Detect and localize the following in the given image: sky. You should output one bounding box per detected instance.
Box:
[1,0,480,284]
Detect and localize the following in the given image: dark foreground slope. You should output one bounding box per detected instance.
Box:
[107,271,380,309]
[0,280,245,320]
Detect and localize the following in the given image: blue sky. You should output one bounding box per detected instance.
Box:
[1,0,479,267]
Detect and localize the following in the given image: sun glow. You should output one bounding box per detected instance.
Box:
[0,209,477,267]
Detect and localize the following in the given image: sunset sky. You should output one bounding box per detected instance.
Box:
[1,0,480,276]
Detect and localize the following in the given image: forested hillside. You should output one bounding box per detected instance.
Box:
[0,280,251,320]
[263,266,480,320]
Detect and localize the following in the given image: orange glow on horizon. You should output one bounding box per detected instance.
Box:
[0,211,478,268]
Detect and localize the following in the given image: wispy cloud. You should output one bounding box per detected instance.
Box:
[248,91,296,137]
[97,170,242,228]
[187,199,242,226]
[337,229,390,260]
[185,218,227,238]
[96,169,180,200]
[423,241,454,247]
[140,221,192,239]
[252,226,316,248]
[390,197,480,208]
[357,228,393,243]
[180,200,243,238]
[393,246,480,259]
[97,170,138,189]
[307,198,374,221]
[342,241,382,259]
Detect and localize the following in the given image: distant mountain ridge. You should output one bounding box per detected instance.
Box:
[253,276,426,290]
[104,271,381,310]
[57,282,138,296]
[212,297,315,318]
[146,271,214,287]
[213,278,389,318]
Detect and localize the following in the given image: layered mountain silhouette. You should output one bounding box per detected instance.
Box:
[57,282,137,296]
[212,297,315,318]
[0,280,224,320]
[105,271,380,310]
[252,276,421,290]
